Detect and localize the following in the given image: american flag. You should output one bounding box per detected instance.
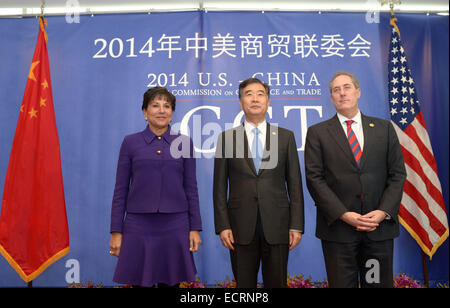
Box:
[388,18,448,259]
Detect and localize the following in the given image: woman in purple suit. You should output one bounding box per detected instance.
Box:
[109,87,202,287]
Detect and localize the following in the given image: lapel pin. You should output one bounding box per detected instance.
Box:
[369,123,375,127]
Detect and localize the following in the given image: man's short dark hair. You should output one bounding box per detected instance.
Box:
[238,78,270,99]
[142,87,176,111]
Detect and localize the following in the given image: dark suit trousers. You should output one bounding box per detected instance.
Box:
[321,234,394,288]
[230,209,289,288]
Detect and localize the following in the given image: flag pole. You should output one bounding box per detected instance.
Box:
[40,1,45,19]
[24,1,44,291]
[25,2,46,291]
[421,251,429,288]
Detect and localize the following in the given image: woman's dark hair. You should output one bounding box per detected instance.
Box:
[142,87,176,111]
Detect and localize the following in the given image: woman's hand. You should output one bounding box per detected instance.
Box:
[189,231,202,252]
[109,232,123,257]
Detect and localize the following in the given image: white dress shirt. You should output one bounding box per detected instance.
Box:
[244,119,303,233]
[336,111,391,220]
[244,120,267,156]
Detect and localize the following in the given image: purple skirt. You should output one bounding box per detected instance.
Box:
[113,212,197,287]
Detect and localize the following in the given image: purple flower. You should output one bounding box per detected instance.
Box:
[179,278,206,288]
[394,273,423,288]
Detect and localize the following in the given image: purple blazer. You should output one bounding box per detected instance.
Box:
[110,126,202,233]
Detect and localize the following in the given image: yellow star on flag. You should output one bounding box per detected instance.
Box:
[28,61,40,82]
[40,98,47,107]
[41,79,49,89]
[28,108,38,119]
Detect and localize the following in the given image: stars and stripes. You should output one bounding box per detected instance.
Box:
[388,17,448,259]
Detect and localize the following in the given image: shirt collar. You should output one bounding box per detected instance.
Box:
[142,125,177,144]
[244,119,267,135]
[337,110,362,125]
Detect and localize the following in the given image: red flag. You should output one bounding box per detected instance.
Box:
[388,17,448,259]
[0,18,69,282]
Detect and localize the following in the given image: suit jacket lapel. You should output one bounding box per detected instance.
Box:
[238,123,258,176]
[359,113,373,169]
[258,122,272,176]
[327,114,358,168]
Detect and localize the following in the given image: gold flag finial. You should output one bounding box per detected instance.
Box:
[40,1,45,17]
[39,1,48,42]
[381,0,401,17]
[382,0,402,38]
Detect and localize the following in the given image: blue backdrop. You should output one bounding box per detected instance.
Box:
[0,11,448,287]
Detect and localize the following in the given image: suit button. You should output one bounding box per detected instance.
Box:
[254,197,258,201]
[157,150,162,155]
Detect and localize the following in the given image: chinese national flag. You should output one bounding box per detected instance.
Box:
[0,18,69,282]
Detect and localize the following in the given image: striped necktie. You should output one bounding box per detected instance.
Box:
[345,120,362,166]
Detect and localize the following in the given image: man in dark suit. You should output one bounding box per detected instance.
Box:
[213,78,304,288]
[304,71,406,288]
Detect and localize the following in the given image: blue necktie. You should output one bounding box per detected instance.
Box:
[252,127,262,173]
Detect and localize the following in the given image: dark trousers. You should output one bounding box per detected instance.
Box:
[230,210,289,288]
[321,235,394,288]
